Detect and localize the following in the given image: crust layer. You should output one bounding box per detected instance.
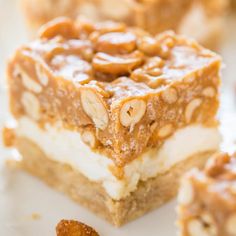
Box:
[16,136,216,226]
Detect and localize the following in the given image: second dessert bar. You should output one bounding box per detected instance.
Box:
[177,152,236,236]
[21,0,229,48]
[5,17,222,226]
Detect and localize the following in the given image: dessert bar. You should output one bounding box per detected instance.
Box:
[5,17,221,226]
[177,152,236,236]
[21,0,229,49]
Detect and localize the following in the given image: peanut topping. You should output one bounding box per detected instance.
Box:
[130,56,167,88]
[15,65,42,93]
[202,86,216,98]
[158,124,173,138]
[205,152,230,177]
[161,87,178,104]
[81,130,97,148]
[8,17,221,167]
[120,99,146,127]
[92,51,143,75]
[39,17,78,39]
[150,121,158,133]
[131,69,166,88]
[80,88,108,130]
[185,98,202,123]
[137,36,160,56]
[35,64,49,86]
[95,32,136,54]
[21,91,40,120]
[187,214,217,236]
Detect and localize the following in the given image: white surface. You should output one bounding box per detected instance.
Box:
[16,117,221,200]
[0,1,236,236]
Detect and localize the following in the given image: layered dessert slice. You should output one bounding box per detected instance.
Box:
[177,152,236,236]
[21,0,229,49]
[5,17,222,226]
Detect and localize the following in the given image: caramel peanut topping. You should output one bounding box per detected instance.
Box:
[185,98,202,123]
[120,99,146,128]
[137,36,160,56]
[35,63,49,86]
[187,214,217,236]
[92,51,143,75]
[21,91,41,120]
[81,130,98,148]
[39,17,78,39]
[8,17,221,167]
[202,86,216,98]
[94,21,126,34]
[14,65,42,93]
[131,69,166,88]
[80,87,109,130]
[158,124,174,138]
[95,32,137,54]
[161,87,178,104]
[50,55,92,84]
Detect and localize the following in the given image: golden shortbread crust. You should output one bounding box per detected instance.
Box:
[16,136,216,226]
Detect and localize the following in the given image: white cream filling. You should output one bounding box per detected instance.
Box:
[16,117,221,200]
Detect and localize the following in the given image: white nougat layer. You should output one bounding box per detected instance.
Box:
[16,117,221,200]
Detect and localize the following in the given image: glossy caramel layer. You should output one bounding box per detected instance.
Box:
[8,18,221,167]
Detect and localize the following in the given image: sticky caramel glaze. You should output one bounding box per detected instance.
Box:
[8,18,221,167]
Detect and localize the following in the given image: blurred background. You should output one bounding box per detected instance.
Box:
[0,0,236,235]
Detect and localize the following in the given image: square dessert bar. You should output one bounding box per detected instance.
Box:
[177,152,236,236]
[5,17,222,226]
[21,0,229,49]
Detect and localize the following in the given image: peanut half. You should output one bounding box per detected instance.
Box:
[35,64,49,86]
[39,17,78,39]
[187,214,217,236]
[202,86,216,98]
[92,51,143,75]
[21,91,40,120]
[81,130,97,148]
[80,88,108,130]
[158,124,173,138]
[185,98,202,123]
[120,99,146,127]
[95,32,136,54]
[15,65,42,93]
[161,87,178,104]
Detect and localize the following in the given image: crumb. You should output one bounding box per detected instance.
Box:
[56,220,99,236]
[31,213,41,220]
